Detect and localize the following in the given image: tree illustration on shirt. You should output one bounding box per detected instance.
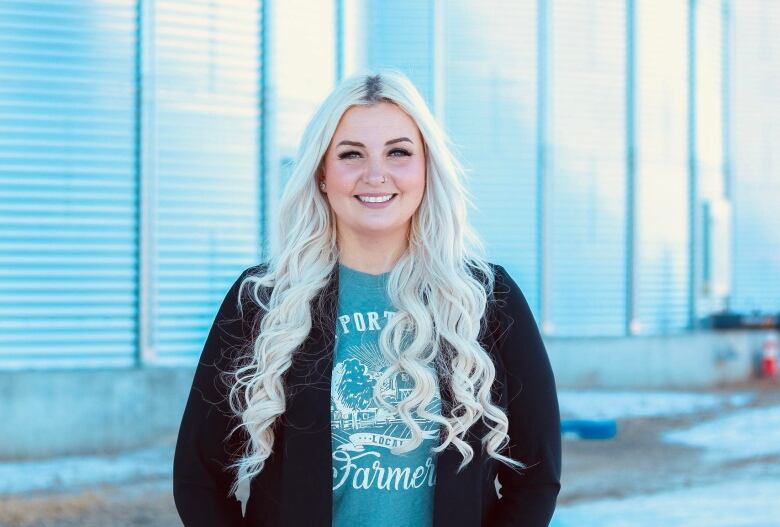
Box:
[337,358,377,411]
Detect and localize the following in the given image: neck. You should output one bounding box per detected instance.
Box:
[336,226,408,275]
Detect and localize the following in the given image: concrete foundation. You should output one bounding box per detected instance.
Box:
[0,329,774,459]
[0,366,194,460]
[547,329,774,389]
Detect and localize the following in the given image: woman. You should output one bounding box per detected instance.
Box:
[173,70,561,527]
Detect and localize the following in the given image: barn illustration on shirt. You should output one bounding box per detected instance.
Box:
[330,340,442,453]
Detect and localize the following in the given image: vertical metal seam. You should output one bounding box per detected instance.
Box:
[688,0,698,330]
[335,0,344,82]
[721,0,732,202]
[432,0,445,119]
[720,0,732,311]
[259,0,269,263]
[137,0,156,366]
[536,0,549,330]
[134,0,142,367]
[625,0,636,336]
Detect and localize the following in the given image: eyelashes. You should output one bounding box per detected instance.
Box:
[337,148,412,160]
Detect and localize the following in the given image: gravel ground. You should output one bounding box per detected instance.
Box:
[0,480,177,527]
[559,380,780,506]
[2,379,778,527]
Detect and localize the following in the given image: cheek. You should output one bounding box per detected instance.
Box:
[324,162,359,191]
[397,159,426,194]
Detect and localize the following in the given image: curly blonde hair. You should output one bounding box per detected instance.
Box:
[224,69,527,497]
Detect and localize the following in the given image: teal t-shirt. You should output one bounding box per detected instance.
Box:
[331,263,442,527]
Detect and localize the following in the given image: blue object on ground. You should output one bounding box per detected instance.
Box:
[561,419,618,439]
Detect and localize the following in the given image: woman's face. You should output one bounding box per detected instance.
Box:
[321,101,426,242]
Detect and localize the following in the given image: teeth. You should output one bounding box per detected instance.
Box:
[358,194,394,203]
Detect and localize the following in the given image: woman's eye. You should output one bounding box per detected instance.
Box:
[338,151,360,160]
[389,148,411,157]
[337,149,411,160]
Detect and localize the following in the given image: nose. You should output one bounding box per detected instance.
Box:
[363,158,387,184]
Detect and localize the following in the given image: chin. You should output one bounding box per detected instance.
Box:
[354,221,405,233]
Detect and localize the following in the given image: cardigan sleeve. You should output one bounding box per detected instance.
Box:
[486,264,562,527]
[173,265,263,527]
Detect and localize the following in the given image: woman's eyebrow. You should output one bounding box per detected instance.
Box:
[336,137,413,147]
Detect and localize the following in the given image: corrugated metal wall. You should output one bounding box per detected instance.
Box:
[547,0,628,336]
[442,1,541,321]
[729,1,780,314]
[693,0,727,318]
[633,0,691,335]
[147,0,262,365]
[1,0,778,371]
[0,0,264,369]
[264,0,336,259]
[364,0,435,104]
[0,0,138,369]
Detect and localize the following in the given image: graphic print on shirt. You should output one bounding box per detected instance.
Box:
[331,309,442,493]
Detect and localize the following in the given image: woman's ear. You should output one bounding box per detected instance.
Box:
[315,163,325,190]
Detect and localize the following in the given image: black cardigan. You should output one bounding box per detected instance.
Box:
[173,262,561,526]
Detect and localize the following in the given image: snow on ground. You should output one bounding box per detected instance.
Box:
[0,387,772,527]
[663,405,780,463]
[0,443,173,495]
[557,389,754,421]
[0,390,758,495]
[554,389,780,526]
[551,476,780,527]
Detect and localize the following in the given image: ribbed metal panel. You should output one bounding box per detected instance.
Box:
[0,0,138,369]
[149,0,262,364]
[633,0,691,335]
[730,1,780,314]
[693,0,727,317]
[263,0,335,262]
[694,0,725,197]
[441,0,541,317]
[364,0,435,104]
[547,0,628,336]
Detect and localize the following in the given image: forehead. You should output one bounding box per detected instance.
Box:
[333,102,421,140]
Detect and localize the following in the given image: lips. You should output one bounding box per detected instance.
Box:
[354,193,398,203]
[353,193,398,207]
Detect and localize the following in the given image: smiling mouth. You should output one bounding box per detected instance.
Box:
[353,193,398,203]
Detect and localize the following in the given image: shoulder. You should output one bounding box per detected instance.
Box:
[219,262,271,325]
[232,262,271,292]
[482,262,538,340]
[465,260,510,292]
[215,262,270,307]
[482,261,522,307]
[462,260,519,315]
[239,262,270,281]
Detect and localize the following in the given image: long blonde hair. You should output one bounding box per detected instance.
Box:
[225,69,527,497]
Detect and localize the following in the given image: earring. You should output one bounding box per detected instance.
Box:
[382,176,386,183]
[319,181,326,191]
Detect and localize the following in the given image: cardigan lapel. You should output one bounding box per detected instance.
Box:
[277,265,339,526]
[276,266,474,527]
